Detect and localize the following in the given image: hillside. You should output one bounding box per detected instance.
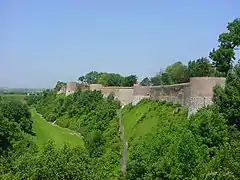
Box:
[122,99,188,144]
[30,90,123,179]
[122,99,240,179]
[31,108,84,148]
[1,94,26,102]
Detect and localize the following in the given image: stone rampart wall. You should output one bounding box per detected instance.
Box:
[188,77,226,116]
[115,88,134,106]
[150,83,190,106]
[66,82,79,96]
[60,77,226,115]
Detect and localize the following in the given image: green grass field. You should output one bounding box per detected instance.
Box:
[31,108,84,148]
[122,99,188,143]
[1,94,26,102]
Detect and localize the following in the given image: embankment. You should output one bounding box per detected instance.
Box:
[31,108,84,148]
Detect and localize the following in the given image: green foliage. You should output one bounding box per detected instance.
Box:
[30,89,122,179]
[78,71,101,84]
[1,101,32,134]
[1,94,26,103]
[54,81,67,91]
[0,115,22,154]
[210,18,240,76]
[122,99,240,179]
[213,64,240,129]
[140,77,151,86]
[122,74,137,86]
[85,130,104,158]
[98,72,124,86]
[210,46,235,76]
[0,94,93,179]
[165,61,188,84]
[2,18,240,179]
[122,99,188,142]
[78,71,137,86]
[187,57,215,78]
[0,99,33,154]
[150,74,163,85]
[2,141,90,180]
[188,107,230,149]
[146,58,215,86]
[31,108,84,148]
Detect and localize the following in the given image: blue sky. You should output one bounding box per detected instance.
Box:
[0,0,239,88]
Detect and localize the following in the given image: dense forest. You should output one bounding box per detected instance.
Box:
[1,18,240,179]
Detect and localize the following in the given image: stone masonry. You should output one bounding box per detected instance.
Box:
[58,77,226,116]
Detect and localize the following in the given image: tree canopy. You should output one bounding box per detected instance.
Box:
[78,71,137,87]
[210,18,240,76]
[141,58,215,86]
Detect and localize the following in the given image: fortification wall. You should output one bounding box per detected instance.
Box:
[89,84,103,91]
[61,77,226,116]
[100,87,134,105]
[66,82,79,95]
[89,85,134,105]
[115,88,134,106]
[150,83,190,106]
[132,86,151,105]
[188,77,226,116]
[101,87,120,97]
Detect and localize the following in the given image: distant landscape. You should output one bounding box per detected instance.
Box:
[1,9,240,180]
[0,87,46,94]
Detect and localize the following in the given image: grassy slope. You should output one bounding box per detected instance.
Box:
[1,94,26,102]
[122,99,188,144]
[31,108,84,148]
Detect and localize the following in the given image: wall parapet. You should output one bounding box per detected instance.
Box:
[58,77,226,115]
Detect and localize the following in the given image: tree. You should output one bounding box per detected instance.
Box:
[140,77,151,86]
[97,73,110,86]
[78,76,85,83]
[78,71,102,84]
[108,73,124,86]
[209,18,240,76]
[54,81,66,91]
[31,87,121,179]
[122,75,137,87]
[213,64,240,129]
[165,61,188,84]
[0,98,33,154]
[0,101,32,134]
[150,75,161,86]
[209,47,235,76]
[84,71,101,84]
[0,115,22,154]
[97,73,137,86]
[187,57,215,78]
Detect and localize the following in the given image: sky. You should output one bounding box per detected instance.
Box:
[0,0,240,88]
